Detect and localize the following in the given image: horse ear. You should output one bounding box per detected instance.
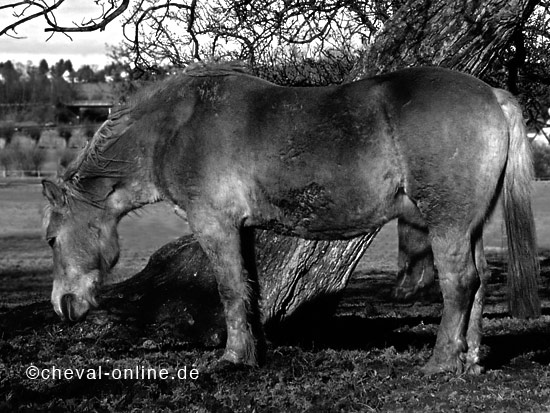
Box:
[42,180,65,208]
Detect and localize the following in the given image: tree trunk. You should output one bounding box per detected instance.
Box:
[348,0,538,317]
[348,0,538,80]
[133,229,379,342]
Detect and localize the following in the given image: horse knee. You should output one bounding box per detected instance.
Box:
[438,266,478,304]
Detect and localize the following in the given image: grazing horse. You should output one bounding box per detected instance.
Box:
[42,63,539,375]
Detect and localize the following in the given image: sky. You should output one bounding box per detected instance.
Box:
[0,1,125,69]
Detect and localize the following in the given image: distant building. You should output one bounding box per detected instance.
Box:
[62,100,114,122]
[62,82,115,123]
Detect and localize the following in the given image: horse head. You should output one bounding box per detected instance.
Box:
[42,180,121,322]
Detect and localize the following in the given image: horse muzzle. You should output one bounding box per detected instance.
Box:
[51,271,101,322]
[53,293,96,322]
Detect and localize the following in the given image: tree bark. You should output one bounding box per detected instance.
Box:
[347,0,538,315]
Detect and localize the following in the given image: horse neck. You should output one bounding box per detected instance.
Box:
[123,125,163,210]
[74,176,161,219]
[71,156,161,217]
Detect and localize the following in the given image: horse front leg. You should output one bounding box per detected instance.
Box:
[422,230,479,375]
[188,210,263,366]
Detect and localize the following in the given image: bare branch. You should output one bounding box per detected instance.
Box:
[187,0,200,60]
[44,0,131,32]
[0,0,65,37]
[130,2,194,70]
[0,1,28,12]
[0,0,130,38]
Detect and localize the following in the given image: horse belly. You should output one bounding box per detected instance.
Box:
[251,180,396,240]
[248,139,403,239]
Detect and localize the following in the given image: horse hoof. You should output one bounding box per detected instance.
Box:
[220,349,258,368]
[420,362,446,376]
[209,358,256,376]
[392,286,417,302]
[220,349,241,364]
[421,356,464,376]
[465,363,485,375]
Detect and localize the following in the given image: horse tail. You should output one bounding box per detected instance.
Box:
[494,88,540,318]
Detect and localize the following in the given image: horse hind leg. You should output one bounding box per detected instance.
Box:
[465,234,489,374]
[393,218,437,301]
[422,227,479,375]
[393,192,438,301]
[188,208,264,367]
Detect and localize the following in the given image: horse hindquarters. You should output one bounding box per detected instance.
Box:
[419,90,539,373]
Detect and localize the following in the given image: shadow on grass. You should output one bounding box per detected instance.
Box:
[270,308,550,371]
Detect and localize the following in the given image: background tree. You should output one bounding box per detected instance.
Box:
[0,60,23,105]
[49,59,75,82]
[28,147,47,176]
[38,59,49,76]
[75,65,96,83]
[0,148,15,177]
[0,123,15,146]
[57,126,72,147]
[0,1,545,339]
[0,58,79,124]
[26,125,42,143]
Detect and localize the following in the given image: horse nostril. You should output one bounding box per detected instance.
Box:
[60,294,76,322]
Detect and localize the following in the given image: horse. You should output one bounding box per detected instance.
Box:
[42,63,539,375]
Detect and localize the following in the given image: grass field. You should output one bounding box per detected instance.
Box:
[2,180,550,412]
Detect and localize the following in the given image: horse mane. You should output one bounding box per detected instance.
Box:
[61,106,135,206]
[182,61,250,77]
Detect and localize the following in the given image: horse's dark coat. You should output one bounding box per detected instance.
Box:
[43,64,539,375]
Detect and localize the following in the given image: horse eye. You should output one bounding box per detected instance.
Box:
[47,237,56,248]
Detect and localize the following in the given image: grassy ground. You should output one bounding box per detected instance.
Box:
[2,180,550,412]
